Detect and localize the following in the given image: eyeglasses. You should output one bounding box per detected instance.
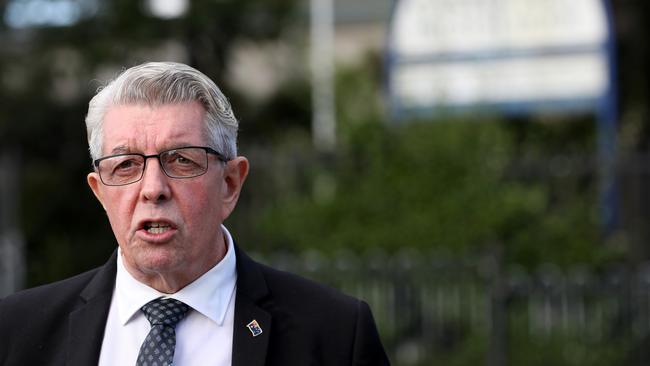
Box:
[93,146,227,186]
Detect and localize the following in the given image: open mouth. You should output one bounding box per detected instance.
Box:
[143,222,173,234]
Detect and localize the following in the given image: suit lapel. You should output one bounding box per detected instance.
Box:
[232,246,272,366]
[66,251,117,366]
[232,295,272,366]
[61,247,273,365]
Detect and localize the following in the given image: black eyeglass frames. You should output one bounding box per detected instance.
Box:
[93,146,227,186]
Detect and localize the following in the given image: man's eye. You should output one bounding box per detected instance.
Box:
[176,155,192,164]
[168,153,196,165]
[112,158,141,174]
[117,160,135,169]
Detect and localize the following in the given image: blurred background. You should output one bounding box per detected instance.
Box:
[0,0,649,364]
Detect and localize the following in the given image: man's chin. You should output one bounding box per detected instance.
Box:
[125,247,184,276]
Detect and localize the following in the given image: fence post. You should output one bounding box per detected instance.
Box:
[487,246,508,366]
[0,149,25,297]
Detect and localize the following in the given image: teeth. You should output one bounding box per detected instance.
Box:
[145,222,171,234]
[147,227,169,234]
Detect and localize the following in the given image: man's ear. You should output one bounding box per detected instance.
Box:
[87,172,106,211]
[220,157,249,220]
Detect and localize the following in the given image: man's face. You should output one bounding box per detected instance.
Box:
[87,102,247,289]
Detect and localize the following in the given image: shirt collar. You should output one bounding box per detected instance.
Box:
[114,225,237,327]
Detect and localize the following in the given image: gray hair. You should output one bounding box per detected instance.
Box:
[85,62,238,161]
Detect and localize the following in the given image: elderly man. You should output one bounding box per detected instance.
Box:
[0,62,389,366]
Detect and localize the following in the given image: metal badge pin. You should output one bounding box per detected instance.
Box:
[246,319,263,337]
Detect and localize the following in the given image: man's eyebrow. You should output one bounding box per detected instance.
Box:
[109,145,130,155]
[161,142,198,151]
[107,143,199,155]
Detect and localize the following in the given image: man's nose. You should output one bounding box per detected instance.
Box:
[139,158,171,202]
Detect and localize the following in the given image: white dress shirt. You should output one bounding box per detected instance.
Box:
[98,225,237,366]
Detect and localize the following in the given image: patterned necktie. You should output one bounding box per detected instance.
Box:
[136,298,190,366]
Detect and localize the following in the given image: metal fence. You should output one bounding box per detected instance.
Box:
[0,150,25,298]
[253,249,650,366]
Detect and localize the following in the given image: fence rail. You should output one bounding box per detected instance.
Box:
[253,249,650,366]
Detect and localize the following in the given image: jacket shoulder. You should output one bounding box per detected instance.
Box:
[0,266,106,350]
[0,256,116,366]
[1,266,102,308]
[1,251,117,309]
[257,262,359,308]
[241,257,391,365]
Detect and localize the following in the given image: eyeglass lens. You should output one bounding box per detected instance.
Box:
[98,147,209,185]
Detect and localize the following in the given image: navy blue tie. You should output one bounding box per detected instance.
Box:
[136,298,190,366]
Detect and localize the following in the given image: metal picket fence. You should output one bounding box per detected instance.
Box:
[253,249,650,366]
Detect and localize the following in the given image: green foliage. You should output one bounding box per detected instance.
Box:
[506,307,632,366]
[241,55,617,268]
[255,116,610,267]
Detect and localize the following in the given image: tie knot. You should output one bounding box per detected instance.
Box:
[141,298,190,327]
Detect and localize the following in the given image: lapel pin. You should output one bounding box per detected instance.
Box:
[246,319,263,337]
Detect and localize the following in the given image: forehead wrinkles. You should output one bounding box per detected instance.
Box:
[102,103,207,155]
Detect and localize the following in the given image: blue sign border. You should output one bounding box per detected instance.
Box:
[385,0,619,232]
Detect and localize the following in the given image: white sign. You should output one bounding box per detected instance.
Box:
[387,0,612,116]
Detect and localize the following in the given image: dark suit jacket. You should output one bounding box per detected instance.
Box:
[0,246,390,365]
